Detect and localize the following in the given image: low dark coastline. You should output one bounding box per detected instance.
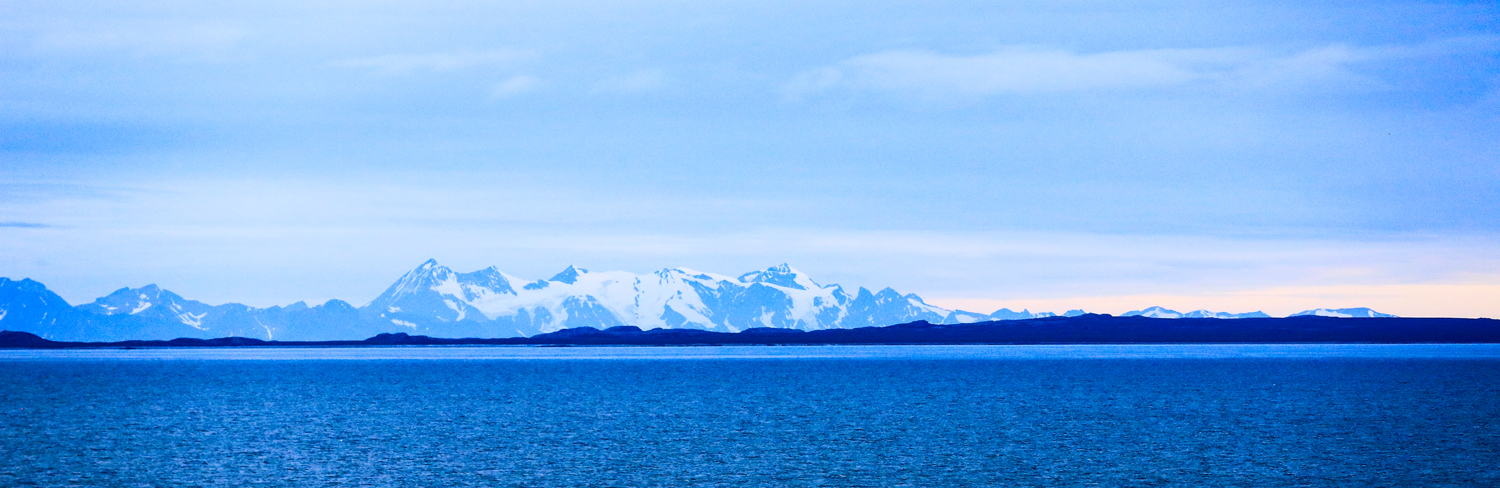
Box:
[4,314,1499,349]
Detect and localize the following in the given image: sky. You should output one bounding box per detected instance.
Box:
[2,0,1498,318]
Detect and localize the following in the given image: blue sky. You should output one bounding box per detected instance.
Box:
[2,0,1498,317]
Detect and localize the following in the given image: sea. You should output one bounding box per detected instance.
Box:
[2,344,1498,487]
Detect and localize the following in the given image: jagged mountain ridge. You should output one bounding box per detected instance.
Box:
[0,263,1400,342]
[1289,307,1397,318]
[1123,306,1274,319]
[1120,306,1396,319]
[1,262,982,341]
[362,260,956,338]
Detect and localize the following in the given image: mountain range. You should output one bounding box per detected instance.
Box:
[0,260,1396,341]
[1119,306,1393,319]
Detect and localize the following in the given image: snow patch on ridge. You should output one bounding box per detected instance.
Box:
[179,311,207,329]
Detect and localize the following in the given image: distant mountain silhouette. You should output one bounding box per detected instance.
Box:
[0,264,1400,342]
[4,314,1495,348]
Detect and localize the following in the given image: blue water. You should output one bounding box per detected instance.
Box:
[2,345,1498,486]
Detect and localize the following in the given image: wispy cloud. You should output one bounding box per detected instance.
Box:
[592,69,671,94]
[0,222,51,228]
[491,75,541,98]
[788,47,1239,97]
[332,49,538,75]
[786,39,1499,99]
[28,22,248,61]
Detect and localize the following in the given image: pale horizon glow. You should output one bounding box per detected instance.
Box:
[929,284,1500,320]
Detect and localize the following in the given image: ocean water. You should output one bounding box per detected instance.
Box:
[2,345,1498,486]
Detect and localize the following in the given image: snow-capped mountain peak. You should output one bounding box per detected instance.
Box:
[1124,306,1183,319]
[549,265,588,284]
[737,263,821,290]
[1290,307,1396,318]
[365,260,488,327]
[655,267,735,285]
[990,308,1036,320]
[81,284,167,314]
[1124,307,1274,319]
[0,278,71,334]
[379,260,452,300]
[0,268,1420,343]
[457,266,516,299]
[351,260,954,337]
[76,284,214,329]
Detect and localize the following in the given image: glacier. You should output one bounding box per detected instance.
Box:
[1,263,994,341]
[363,260,960,338]
[0,265,1400,342]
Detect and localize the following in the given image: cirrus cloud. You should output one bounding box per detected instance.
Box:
[490,75,541,98]
[26,22,248,61]
[592,69,671,94]
[789,47,1245,96]
[786,39,1497,99]
[0,222,51,228]
[332,49,537,75]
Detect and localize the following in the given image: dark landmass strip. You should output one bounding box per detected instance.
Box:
[4,314,1500,348]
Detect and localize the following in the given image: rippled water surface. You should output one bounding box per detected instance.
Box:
[3,345,1499,486]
